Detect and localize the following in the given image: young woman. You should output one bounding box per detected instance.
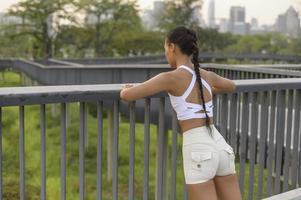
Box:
[120,26,242,200]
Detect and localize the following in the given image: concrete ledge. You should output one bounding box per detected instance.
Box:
[263,188,301,200]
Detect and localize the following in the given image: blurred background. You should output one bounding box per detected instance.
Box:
[0,1,301,200]
[0,0,300,60]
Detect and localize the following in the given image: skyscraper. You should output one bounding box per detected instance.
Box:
[286,6,301,38]
[229,6,249,35]
[208,0,215,28]
[230,6,246,24]
[276,6,301,38]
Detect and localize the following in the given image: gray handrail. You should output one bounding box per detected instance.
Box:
[1,78,301,106]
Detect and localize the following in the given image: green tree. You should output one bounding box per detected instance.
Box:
[76,0,143,57]
[54,25,92,58]
[111,30,164,56]
[195,28,238,52]
[7,0,75,59]
[0,25,33,58]
[158,0,203,32]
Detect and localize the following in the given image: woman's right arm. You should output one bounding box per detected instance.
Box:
[207,71,236,94]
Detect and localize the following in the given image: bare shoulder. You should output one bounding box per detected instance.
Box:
[199,67,213,85]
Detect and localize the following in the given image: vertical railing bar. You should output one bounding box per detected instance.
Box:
[248,92,258,200]
[291,90,300,188]
[128,101,136,200]
[40,104,46,200]
[239,92,249,196]
[274,90,286,194]
[257,92,269,200]
[236,93,242,155]
[266,91,277,197]
[112,100,119,200]
[156,97,166,200]
[170,110,178,200]
[60,103,67,200]
[283,90,293,192]
[229,93,238,150]
[79,102,86,200]
[143,98,150,200]
[19,106,25,200]
[97,101,103,200]
[297,93,301,186]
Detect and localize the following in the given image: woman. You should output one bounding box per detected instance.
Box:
[120,26,242,200]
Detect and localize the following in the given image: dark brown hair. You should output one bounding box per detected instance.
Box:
[166,26,213,135]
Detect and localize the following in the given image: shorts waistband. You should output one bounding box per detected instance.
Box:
[182,125,223,145]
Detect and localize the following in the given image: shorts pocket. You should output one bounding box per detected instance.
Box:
[224,146,235,169]
[190,151,213,171]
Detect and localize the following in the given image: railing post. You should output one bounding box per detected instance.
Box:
[79,102,86,200]
[274,90,286,194]
[40,104,46,200]
[107,108,113,182]
[248,92,259,200]
[170,110,179,200]
[112,100,119,200]
[128,101,136,200]
[60,103,67,200]
[19,106,25,200]
[257,91,269,199]
[156,97,168,200]
[143,98,151,200]
[266,91,277,197]
[239,92,249,197]
[97,101,103,200]
[283,90,294,192]
[291,90,301,188]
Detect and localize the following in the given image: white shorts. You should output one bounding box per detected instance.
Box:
[182,125,236,184]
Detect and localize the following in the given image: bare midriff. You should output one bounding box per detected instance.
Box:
[179,117,214,133]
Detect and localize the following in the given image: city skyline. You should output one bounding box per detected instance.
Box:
[0,0,299,25]
[139,0,299,26]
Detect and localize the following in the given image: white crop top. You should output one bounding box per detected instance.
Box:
[168,65,214,120]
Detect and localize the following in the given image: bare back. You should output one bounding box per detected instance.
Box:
[168,67,214,133]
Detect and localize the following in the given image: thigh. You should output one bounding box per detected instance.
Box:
[187,179,218,200]
[213,174,242,200]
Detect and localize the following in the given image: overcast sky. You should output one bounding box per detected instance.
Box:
[0,0,300,25]
[138,0,299,25]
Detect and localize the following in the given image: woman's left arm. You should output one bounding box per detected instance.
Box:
[120,72,172,102]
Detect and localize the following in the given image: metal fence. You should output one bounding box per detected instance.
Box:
[2,59,301,87]
[0,78,301,200]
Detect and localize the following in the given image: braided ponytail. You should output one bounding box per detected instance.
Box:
[191,46,213,135]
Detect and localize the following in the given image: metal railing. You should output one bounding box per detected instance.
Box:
[2,59,301,87]
[0,78,301,199]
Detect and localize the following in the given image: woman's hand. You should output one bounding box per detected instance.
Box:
[121,84,134,90]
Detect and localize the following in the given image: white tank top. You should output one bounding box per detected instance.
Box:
[168,65,214,120]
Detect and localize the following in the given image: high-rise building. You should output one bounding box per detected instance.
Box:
[230,6,246,24]
[276,6,301,38]
[208,0,215,28]
[251,18,258,29]
[228,6,249,35]
[219,18,229,33]
[276,14,286,34]
[286,6,301,38]
[141,1,166,30]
